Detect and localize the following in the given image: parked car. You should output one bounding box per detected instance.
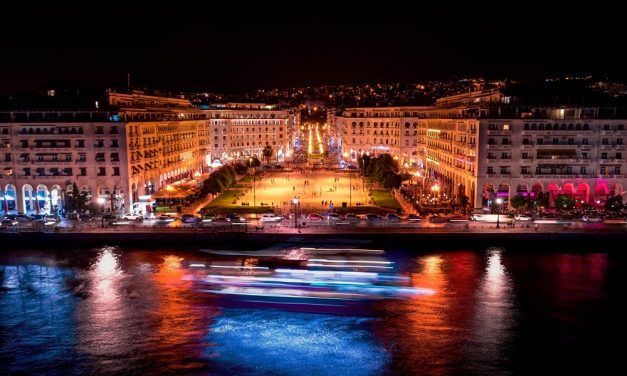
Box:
[344,213,361,222]
[157,214,175,223]
[514,214,533,221]
[428,215,447,224]
[101,214,117,222]
[226,213,246,223]
[202,213,216,223]
[260,213,283,223]
[327,213,341,221]
[581,215,603,223]
[181,214,199,223]
[122,213,144,221]
[406,214,422,222]
[308,213,324,221]
[366,213,383,221]
[386,213,402,222]
[15,214,33,223]
[447,215,469,222]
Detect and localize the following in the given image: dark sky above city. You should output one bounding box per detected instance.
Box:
[0,1,624,94]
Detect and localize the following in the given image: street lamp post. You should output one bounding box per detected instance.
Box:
[343,152,351,207]
[166,185,174,208]
[97,197,106,215]
[496,197,503,229]
[349,172,352,207]
[292,197,299,230]
[249,158,256,207]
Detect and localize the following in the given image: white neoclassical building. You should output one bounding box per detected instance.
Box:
[0,93,299,216]
[332,89,627,208]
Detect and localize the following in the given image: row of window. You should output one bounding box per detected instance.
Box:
[351,122,401,128]
[229,141,278,148]
[222,134,283,141]
[20,167,120,177]
[487,152,624,160]
[349,112,421,117]
[487,166,622,175]
[350,138,398,146]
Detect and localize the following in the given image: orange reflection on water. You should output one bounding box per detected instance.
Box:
[152,255,207,370]
[406,254,452,340]
[155,255,185,284]
[377,252,483,374]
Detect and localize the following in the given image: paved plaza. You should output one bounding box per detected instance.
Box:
[238,170,369,214]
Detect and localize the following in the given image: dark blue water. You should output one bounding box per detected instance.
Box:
[0,246,622,375]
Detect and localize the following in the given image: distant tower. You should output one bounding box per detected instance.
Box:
[127,73,131,90]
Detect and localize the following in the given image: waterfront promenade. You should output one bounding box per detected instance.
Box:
[2,223,625,250]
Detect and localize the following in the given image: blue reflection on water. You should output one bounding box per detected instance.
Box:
[206,308,388,376]
[0,265,82,375]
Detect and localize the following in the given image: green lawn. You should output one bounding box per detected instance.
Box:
[204,189,274,213]
[205,189,244,207]
[370,189,401,210]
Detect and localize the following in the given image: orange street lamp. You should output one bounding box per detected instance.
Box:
[496,197,503,229]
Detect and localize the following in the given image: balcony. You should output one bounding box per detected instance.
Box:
[522,129,593,135]
[616,145,625,150]
[536,144,578,149]
[534,173,577,178]
[600,159,624,164]
[536,158,580,164]
[521,158,533,163]
[486,144,511,149]
[30,146,71,152]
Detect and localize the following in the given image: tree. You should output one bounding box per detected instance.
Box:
[63,182,88,213]
[234,163,248,175]
[262,145,273,166]
[249,156,261,168]
[554,194,574,211]
[201,165,236,196]
[459,195,469,211]
[510,194,527,212]
[202,177,223,196]
[362,154,401,188]
[605,195,623,212]
[382,172,402,189]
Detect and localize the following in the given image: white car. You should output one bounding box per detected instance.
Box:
[581,215,603,223]
[122,213,144,221]
[260,214,283,223]
[514,214,532,221]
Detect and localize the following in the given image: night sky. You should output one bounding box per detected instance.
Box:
[0,1,623,94]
